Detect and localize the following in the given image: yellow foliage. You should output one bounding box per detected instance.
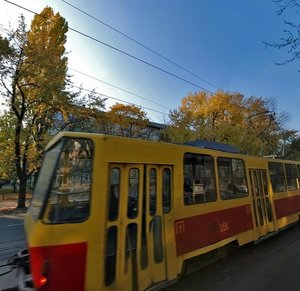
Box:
[107,103,149,138]
[168,90,284,155]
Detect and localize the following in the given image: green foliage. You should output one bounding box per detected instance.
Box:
[0,8,75,208]
[0,35,13,60]
[0,113,16,181]
[282,133,300,160]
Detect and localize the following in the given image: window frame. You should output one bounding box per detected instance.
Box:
[268,162,287,193]
[41,138,94,224]
[285,163,299,191]
[183,152,217,205]
[217,157,248,200]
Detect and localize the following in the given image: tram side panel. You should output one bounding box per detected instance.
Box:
[174,204,253,257]
[20,132,300,291]
[172,151,256,269]
[269,161,300,229]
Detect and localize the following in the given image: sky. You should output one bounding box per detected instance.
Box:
[0,0,299,131]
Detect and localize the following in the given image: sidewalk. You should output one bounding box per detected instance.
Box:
[0,200,29,217]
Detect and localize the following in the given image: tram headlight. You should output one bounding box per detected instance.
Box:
[39,275,47,287]
[38,260,49,288]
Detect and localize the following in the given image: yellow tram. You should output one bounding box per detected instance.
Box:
[18,132,300,290]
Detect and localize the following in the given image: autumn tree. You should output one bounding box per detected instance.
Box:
[167,91,290,156]
[0,112,17,186]
[106,103,150,138]
[0,8,99,208]
[283,135,300,160]
[54,89,107,133]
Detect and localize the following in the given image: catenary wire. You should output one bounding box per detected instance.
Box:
[3,0,215,94]
[72,84,169,117]
[61,0,220,90]
[69,68,172,111]
[0,20,171,111]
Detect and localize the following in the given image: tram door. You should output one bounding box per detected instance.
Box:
[105,164,172,290]
[249,169,276,238]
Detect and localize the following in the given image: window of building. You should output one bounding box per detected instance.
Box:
[183,153,216,205]
[217,157,248,200]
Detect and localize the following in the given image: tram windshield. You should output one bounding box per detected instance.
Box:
[29,138,93,223]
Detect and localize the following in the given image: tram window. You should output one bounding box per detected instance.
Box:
[162,168,171,213]
[152,215,164,263]
[149,168,157,216]
[217,157,248,200]
[30,140,63,219]
[125,223,137,255]
[184,153,216,205]
[44,138,93,223]
[105,226,117,286]
[285,164,299,191]
[127,168,139,219]
[108,168,121,221]
[269,162,287,192]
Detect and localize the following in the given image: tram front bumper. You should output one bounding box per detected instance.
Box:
[15,249,35,291]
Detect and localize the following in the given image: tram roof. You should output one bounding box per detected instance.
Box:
[184,140,240,154]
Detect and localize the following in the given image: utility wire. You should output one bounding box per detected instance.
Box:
[61,0,219,90]
[69,68,172,110]
[73,84,169,117]
[3,0,214,93]
[0,9,170,111]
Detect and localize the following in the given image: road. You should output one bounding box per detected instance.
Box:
[1,216,300,290]
[0,216,26,291]
[163,223,300,291]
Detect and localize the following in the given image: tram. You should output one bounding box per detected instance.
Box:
[17,132,300,290]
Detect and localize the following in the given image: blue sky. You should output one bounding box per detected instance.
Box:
[1,0,299,131]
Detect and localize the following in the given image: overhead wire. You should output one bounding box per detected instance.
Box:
[0,9,170,112]
[3,0,215,93]
[72,84,169,117]
[69,67,172,111]
[61,0,220,90]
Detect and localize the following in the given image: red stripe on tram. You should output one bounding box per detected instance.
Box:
[29,242,87,291]
[174,204,253,256]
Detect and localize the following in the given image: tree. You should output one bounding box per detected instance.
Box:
[0,8,75,208]
[284,135,300,160]
[166,91,291,156]
[0,112,17,185]
[55,89,107,133]
[266,0,300,67]
[106,103,150,138]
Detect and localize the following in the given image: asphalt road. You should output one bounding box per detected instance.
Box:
[1,216,300,291]
[0,216,26,291]
[163,223,300,291]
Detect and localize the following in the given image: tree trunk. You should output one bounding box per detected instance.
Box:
[17,177,27,209]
